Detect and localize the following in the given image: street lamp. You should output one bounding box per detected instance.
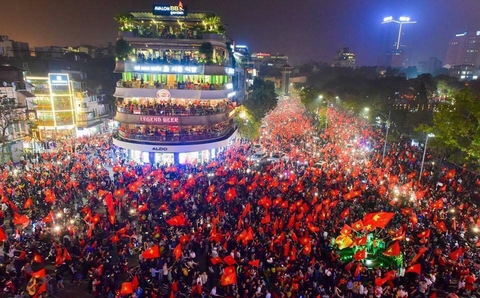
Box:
[419,133,435,180]
[381,111,391,160]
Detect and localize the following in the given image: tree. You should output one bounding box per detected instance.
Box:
[114,13,134,31]
[234,107,260,140]
[199,42,214,64]
[418,89,480,166]
[0,101,27,162]
[243,78,278,122]
[115,39,132,60]
[202,14,225,33]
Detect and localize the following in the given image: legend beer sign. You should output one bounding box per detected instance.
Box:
[139,116,180,124]
[153,1,187,16]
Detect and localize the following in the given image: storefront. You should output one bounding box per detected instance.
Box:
[113,129,236,165]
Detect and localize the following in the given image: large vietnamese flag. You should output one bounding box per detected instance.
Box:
[363,212,394,230]
[382,242,401,257]
[406,263,421,275]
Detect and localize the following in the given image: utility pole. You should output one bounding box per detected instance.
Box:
[382,111,391,160]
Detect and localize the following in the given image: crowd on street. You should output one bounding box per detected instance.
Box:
[0,97,478,298]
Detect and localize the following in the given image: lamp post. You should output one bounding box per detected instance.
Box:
[381,111,391,160]
[419,133,435,180]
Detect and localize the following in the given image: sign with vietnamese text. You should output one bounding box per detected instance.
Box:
[131,65,200,74]
[153,1,187,16]
[139,116,179,124]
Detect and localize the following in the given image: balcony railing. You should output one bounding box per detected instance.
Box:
[115,126,234,143]
[117,80,228,91]
[117,105,230,116]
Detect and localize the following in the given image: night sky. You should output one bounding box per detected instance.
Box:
[1,0,479,66]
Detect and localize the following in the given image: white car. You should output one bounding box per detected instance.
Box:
[249,151,267,163]
[267,153,283,162]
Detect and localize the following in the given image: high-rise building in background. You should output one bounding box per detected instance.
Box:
[445,31,480,68]
[332,47,356,68]
[379,16,416,68]
[417,57,443,75]
[112,3,239,165]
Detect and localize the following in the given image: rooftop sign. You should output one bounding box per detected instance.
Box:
[153,1,187,16]
[48,73,70,85]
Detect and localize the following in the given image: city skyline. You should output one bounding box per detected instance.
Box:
[0,0,479,66]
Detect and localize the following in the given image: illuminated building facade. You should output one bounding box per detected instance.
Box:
[112,3,238,165]
[445,31,480,68]
[379,16,416,68]
[26,72,111,139]
[332,47,356,68]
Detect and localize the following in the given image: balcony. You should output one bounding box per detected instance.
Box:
[115,109,233,126]
[115,61,234,75]
[77,119,104,128]
[114,87,233,100]
[115,126,235,144]
[120,31,226,43]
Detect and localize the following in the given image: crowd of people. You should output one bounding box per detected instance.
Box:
[118,120,232,143]
[117,100,230,117]
[0,96,478,298]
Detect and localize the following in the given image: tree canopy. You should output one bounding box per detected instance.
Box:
[418,89,480,166]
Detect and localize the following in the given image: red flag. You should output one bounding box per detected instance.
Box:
[417,229,431,238]
[33,282,47,298]
[445,169,456,179]
[406,263,421,275]
[241,203,251,218]
[173,244,182,261]
[225,187,237,201]
[0,227,6,242]
[132,275,139,289]
[142,245,161,259]
[248,259,260,267]
[352,220,364,232]
[223,255,236,266]
[31,268,46,278]
[13,213,30,228]
[431,198,444,210]
[220,266,237,286]
[210,257,223,265]
[261,213,271,224]
[340,224,352,236]
[166,214,186,226]
[63,248,72,261]
[340,208,350,219]
[33,253,43,263]
[354,235,367,246]
[410,213,418,226]
[411,247,429,264]
[449,247,464,261]
[353,249,366,261]
[120,282,133,295]
[363,212,394,229]
[383,242,401,257]
[375,276,390,286]
[23,198,33,209]
[114,188,125,197]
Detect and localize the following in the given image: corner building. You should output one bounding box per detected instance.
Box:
[112,5,238,165]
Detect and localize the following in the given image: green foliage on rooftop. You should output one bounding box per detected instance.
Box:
[114,13,134,31]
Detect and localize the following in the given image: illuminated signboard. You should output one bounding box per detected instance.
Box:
[139,116,179,124]
[131,65,200,74]
[153,1,187,16]
[48,73,69,85]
